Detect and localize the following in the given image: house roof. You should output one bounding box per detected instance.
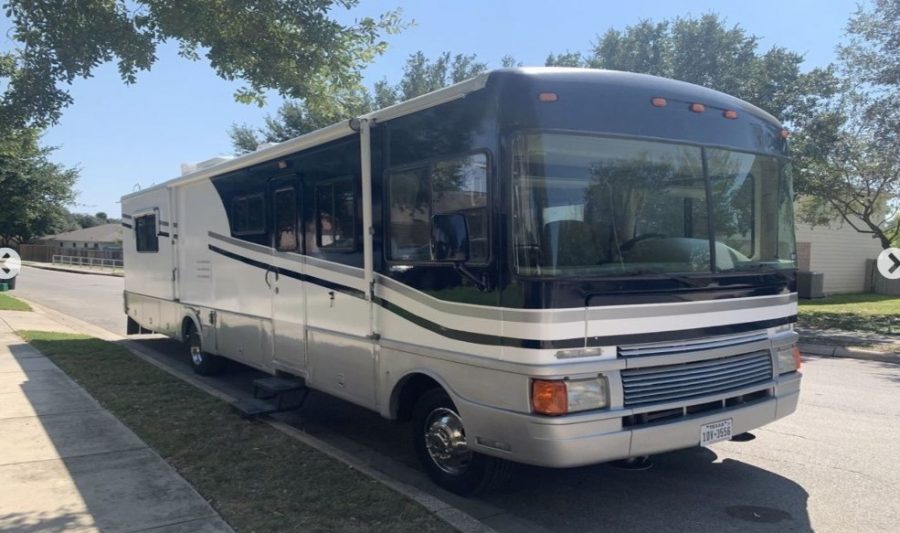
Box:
[41,223,123,243]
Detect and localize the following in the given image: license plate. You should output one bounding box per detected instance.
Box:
[700,418,733,446]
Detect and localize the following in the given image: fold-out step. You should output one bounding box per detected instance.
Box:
[253,376,306,397]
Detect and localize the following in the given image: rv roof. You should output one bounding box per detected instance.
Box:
[121,67,779,202]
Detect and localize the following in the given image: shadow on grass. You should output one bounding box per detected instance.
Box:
[17,332,452,533]
[122,339,816,533]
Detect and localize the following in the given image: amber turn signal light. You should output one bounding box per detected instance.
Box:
[792,346,802,370]
[538,92,558,102]
[532,379,567,416]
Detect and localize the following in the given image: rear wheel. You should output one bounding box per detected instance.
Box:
[412,388,513,495]
[187,327,224,376]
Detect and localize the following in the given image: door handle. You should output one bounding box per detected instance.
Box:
[265,268,272,289]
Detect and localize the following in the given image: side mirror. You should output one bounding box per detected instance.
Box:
[431,213,469,263]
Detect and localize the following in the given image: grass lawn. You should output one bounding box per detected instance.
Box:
[798,293,900,334]
[0,293,31,311]
[19,331,452,533]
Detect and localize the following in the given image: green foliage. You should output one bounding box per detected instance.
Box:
[546,14,838,127]
[0,128,78,245]
[1,0,405,128]
[839,0,900,89]
[792,0,900,249]
[230,51,489,153]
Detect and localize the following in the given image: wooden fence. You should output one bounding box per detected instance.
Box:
[865,259,900,296]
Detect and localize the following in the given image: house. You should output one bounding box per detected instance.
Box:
[795,219,883,294]
[39,224,123,251]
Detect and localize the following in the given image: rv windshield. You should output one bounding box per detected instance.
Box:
[512,133,796,277]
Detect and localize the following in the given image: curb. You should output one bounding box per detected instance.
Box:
[10,297,496,533]
[799,342,900,365]
[21,261,124,277]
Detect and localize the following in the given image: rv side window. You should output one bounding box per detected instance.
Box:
[388,152,489,263]
[316,178,356,251]
[134,214,158,253]
[274,187,298,252]
[232,194,266,235]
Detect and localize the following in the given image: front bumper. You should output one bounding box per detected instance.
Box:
[458,372,801,468]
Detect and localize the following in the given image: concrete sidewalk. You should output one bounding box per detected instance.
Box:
[0,311,232,532]
[798,326,900,365]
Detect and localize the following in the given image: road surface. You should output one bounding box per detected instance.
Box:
[11,266,900,532]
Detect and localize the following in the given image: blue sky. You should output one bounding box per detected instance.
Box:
[2,0,861,216]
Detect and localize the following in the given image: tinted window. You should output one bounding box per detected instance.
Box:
[274,187,297,252]
[135,214,158,253]
[232,194,266,235]
[316,178,356,251]
[388,153,488,263]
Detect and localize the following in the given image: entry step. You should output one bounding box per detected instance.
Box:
[232,398,282,418]
[253,376,306,397]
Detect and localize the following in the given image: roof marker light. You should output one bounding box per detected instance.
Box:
[690,103,706,113]
[651,97,667,107]
[538,92,558,103]
[723,109,738,119]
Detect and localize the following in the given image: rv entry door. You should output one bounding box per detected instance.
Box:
[269,177,307,374]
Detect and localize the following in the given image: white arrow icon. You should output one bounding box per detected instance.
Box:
[0,248,22,280]
[876,247,900,280]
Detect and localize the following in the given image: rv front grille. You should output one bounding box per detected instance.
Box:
[622,389,772,427]
[621,351,773,407]
[618,331,769,358]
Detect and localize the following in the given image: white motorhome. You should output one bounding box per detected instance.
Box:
[123,68,802,494]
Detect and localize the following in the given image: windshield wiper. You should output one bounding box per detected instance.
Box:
[619,268,711,288]
[727,263,789,273]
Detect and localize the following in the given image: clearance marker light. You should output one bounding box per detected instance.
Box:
[723,109,738,119]
[689,103,706,113]
[651,97,667,107]
[538,92,558,102]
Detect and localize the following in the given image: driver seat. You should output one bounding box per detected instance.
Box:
[542,220,601,267]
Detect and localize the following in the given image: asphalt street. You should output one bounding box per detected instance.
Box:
[11,266,900,532]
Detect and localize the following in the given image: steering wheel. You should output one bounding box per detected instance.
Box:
[619,233,667,251]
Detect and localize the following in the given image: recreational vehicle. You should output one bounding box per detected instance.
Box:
[122,68,802,494]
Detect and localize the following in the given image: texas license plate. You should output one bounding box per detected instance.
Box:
[700,418,733,446]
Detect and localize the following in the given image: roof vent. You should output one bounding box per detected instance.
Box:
[180,156,235,176]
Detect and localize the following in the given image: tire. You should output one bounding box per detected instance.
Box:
[187,327,225,376]
[412,388,514,495]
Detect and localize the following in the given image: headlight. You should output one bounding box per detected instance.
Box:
[775,346,802,374]
[532,376,609,416]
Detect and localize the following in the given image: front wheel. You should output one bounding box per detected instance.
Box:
[187,328,225,376]
[412,389,514,495]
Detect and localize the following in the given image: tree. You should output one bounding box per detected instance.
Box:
[1,1,404,129]
[0,129,78,246]
[230,51,489,153]
[546,14,838,127]
[793,0,900,249]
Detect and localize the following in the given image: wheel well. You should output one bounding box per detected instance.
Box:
[181,316,197,341]
[394,374,443,421]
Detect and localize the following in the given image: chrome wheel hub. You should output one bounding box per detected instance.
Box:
[424,408,472,475]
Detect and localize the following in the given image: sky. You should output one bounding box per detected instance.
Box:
[2,0,862,217]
